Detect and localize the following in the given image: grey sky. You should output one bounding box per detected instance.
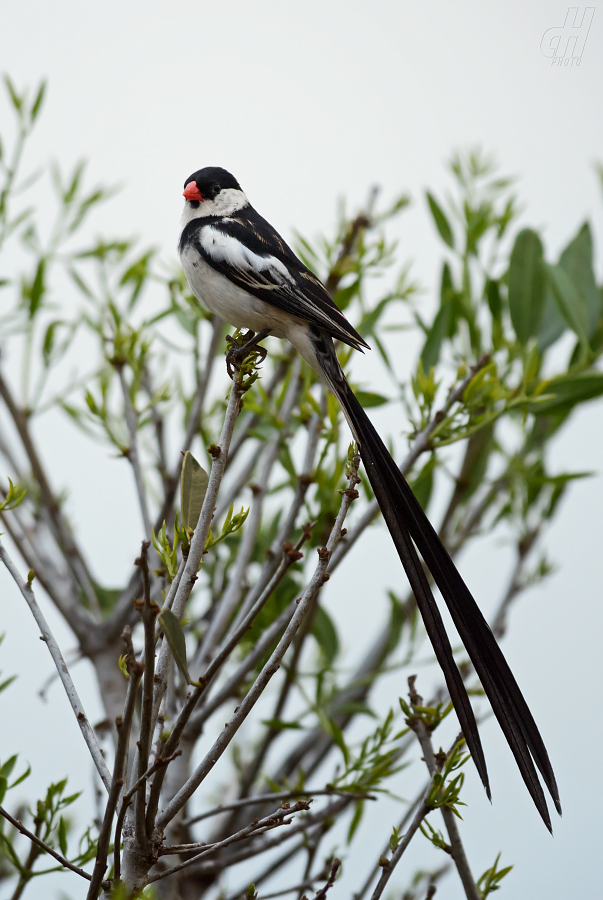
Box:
[0,2,602,897]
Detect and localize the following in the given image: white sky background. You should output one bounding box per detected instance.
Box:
[0,1,602,897]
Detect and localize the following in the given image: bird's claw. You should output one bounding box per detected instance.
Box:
[225,331,267,379]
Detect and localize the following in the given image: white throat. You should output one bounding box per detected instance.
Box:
[180,187,249,227]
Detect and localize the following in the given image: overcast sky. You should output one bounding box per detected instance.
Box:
[1,2,602,898]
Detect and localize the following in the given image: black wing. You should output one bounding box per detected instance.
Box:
[180,207,369,352]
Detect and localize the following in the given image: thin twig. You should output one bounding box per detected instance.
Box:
[182,787,375,827]
[148,586,302,834]
[196,359,302,670]
[225,350,295,470]
[353,781,429,900]
[117,364,153,539]
[223,399,323,643]
[181,527,314,745]
[491,529,539,639]
[87,647,144,899]
[408,685,481,900]
[313,857,341,899]
[0,369,102,626]
[147,802,311,885]
[113,751,181,885]
[106,317,222,637]
[148,373,245,730]
[368,801,429,900]
[134,541,158,848]
[0,538,113,791]
[0,805,92,881]
[183,797,351,877]
[154,453,361,833]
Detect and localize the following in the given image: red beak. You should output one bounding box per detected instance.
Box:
[183,181,203,202]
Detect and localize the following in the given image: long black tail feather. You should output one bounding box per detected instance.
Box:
[316,336,561,829]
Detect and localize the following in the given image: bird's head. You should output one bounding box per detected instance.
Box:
[182,167,248,220]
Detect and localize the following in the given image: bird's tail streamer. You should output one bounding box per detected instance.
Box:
[314,332,561,830]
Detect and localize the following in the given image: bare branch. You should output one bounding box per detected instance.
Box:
[134,541,158,848]
[145,540,312,831]
[313,857,341,899]
[154,453,361,833]
[113,750,181,886]
[182,787,375,827]
[0,537,113,791]
[196,358,302,669]
[0,805,92,882]
[408,683,481,900]
[353,782,429,900]
[147,801,312,886]
[87,646,143,899]
[225,349,295,470]
[148,372,245,730]
[224,399,323,642]
[368,801,429,900]
[491,529,539,639]
[116,364,153,539]
[0,369,102,627]
[183,796,351,876]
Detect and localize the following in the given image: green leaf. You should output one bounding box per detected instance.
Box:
[9,763,31,789]
[3,75,22,111]
[333,278,361,311]
[508,229,545,344]
[93,584,121,614]
[0,479,27,512]
[30,81,46,122]
[355,390,389,408]
[42,320,60,367]
[326,717,349,766]
[486,278,502,321]
[410,455,436,512]
[180,451,209,533]
[546,263,591,353]
[0,756,17,779]
[537,286,566,353]
[347,799,364,843]
[558,222,600,336]
[58,816,68,856]
[0,775,6,804]
[421,303,451,372]
[530,371,603,415]
[0,674,17,693]
[26,258,46,319]
[426,192,454,249]
[312,605,340,665]
[261,719,303,731]
[159,609,193,685]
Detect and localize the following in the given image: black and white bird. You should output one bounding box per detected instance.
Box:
[178,166,560,829]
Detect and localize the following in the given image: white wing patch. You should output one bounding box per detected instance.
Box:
[200,226,294,286]
[197,224,348,336]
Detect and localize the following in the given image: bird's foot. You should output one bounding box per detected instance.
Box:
[225,329,269,379]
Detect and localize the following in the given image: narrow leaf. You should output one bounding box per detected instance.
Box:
[508,229,545,343]
[180,451,209,533]
[58,817,68,856]
[426,192,455,248]
[546,262,590,352]
[558,222,600,336]
[530,371,603,415]
[160,609,192,685]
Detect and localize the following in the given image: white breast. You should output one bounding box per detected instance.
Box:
[180,243,296,340]
[179,239,326,382]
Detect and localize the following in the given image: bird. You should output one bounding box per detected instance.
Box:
[178,165,560,830]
